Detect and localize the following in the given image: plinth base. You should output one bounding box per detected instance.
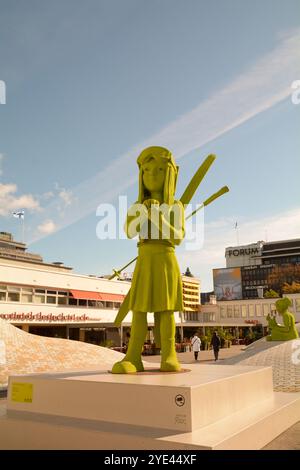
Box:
[1,364,300,449]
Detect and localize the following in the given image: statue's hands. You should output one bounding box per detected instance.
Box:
[143,199,160,209]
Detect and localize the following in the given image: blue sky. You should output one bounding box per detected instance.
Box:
[0,0,300,290]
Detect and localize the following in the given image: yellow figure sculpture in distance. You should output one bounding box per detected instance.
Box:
[112,146,184,373]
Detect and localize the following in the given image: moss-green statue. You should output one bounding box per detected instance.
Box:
[266,297,299,341]
[112,146,229,374]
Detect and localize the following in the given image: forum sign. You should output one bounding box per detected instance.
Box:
[225,242,263,268]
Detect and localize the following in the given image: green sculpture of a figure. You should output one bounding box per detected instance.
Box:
[112,147,184,373]
[266,297,299,341]
[111,146,229,374]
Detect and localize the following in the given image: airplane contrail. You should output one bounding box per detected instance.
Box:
[27,28,300,244]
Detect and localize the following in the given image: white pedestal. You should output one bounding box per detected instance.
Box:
[1,364,300,449]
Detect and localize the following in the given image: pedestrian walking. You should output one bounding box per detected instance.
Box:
[211,331,221,361]
[191,334,201,361]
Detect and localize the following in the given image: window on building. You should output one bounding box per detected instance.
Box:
[256,304,262,317]
[7,286,20,302]
[57,291,68,305]
[234,305,240,318]
[88,300,96,307]
[249,305,255,317]
[7,292,20,302]
[96,301,104,308]
[46,296,56,304]
[68,297,78,306]
[271,304,276,314]
[220,306,226,318]
[296,299,300,312]
[21,293,33,303]
[227,306,233,318]
[263,304,269,316]
[79,299,87,306]
[106,301,113,309]
[0,285,7,301]
[58,296,67,305]
[34,294,45,304]
[241,305,247,317]
[21,287,33,303]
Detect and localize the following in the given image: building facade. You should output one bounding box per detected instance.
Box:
[0,233,201,346]
[214,238,300,300]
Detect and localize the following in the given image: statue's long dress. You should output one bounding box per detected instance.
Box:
[127,201,184,314]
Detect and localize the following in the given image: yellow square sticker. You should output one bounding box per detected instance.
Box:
[11,382,33,403]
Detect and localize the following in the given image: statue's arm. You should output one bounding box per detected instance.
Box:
[150,201,185,245]
[124,202,148,239]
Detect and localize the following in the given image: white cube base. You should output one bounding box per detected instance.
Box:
[1,364,299,449]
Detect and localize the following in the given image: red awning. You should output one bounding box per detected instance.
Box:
[70,290,125,302]
[98,292,125,302]
[70,290,101,300]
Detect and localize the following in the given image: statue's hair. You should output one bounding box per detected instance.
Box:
[137,146,178,205]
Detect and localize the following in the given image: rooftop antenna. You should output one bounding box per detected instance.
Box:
[265,229,268,242]
[235,221,240,246]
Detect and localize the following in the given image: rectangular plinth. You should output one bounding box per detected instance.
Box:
[7,364,273,432]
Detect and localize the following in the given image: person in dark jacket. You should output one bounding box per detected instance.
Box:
[211,331,221,361]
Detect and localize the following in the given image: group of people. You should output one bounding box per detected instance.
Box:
[191,331,221,361]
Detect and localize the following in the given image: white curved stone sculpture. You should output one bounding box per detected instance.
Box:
[0,319,124,388]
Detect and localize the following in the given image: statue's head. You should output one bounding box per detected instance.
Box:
[137,146,178,204]
[275,297,292,315]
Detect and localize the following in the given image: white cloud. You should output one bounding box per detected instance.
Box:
[178,207,300,291]
[26,28,300,243]
[37,220,56,234]
[0,183,40,216]
[58,189,73,207]
[40,191,55,201]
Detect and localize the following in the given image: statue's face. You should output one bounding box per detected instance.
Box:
[276,298,291,314]
[142,157,166,192]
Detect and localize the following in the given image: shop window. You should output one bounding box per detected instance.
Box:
[79,299,87,306]
[88,300,96,307]
[220,306,226,318]
[270,304,276,314]
[234,306,240,318]
[256,304,262,317]
[106,301,113,309]
[227,307,233,318]
[69,297,78,306]
[263,304,269,316]
[249,305,255,317]
[58,296,67,305]
[241,305,247,317]
[46,296,57,304]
